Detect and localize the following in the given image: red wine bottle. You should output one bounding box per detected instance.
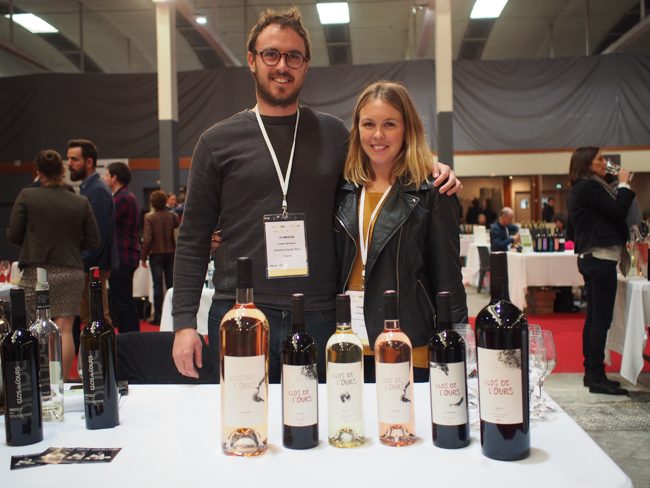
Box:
[476,252,530,460]
[81,267,120,430]
[428,291,469,449]
[1,288,43,445]
[281,293,319,449]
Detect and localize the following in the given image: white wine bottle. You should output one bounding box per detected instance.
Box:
[220,257,270,456]
[29,268,64,422]
[326,294,364,448]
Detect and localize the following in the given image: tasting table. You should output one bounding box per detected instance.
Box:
[506,251,584,311]
[0,384,631,488]
[606,275,650,384]
[459,234,473,258]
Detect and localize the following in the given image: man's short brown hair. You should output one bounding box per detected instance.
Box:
[247,7,311,61]
[67,138,98,167]
[150,190,167,211]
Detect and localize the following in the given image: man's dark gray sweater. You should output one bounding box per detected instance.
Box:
[172,107,349,331]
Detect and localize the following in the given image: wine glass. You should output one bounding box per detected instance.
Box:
[528,323,542,338]
[0,261,10,283]
[453,323,478,430]
[537,330,557,412]
[529,334,547,421]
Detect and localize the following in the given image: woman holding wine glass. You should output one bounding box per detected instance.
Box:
[6,149,100,380]
[567,146,634,395]
[335,81,468,382]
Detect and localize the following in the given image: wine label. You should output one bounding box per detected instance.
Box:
[376,361,412,424]
[477,347,524,424]
[38,342,51,400]
[429,361,468,426]
[5,360,37,420]
[327,361,363,426]
[223,355,266,427]
[83,349,106,407]
[36,290,49,310]
[282,364,318,427]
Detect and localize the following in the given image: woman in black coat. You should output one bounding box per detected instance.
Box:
[567,146,634,395]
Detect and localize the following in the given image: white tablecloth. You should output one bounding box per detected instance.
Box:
[160,287,213,335]
[459,234,473,258]
[606,276,650,385]
[0,384,631,488]
[462,242,484,287]
[507,251,584,311]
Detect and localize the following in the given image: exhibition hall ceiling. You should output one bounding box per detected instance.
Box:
[0,0,649,76]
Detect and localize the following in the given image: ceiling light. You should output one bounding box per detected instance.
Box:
[4,13,58,33]
[195,15,207,25]
[316,2,350,25]
[470,0,509,19]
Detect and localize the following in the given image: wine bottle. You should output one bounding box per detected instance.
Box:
[428,291,469,449]
[1,288,43,445]
[558,230,566,252]
[326,294,364,448]
[0,300,9,413]
[476,252,530,461]
[81,267,120,430]
[281,293,318,449]
[220,257,270,456]
[374,290,415,447]
[29,268,64,422]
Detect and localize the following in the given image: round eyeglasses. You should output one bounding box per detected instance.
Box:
[253,48,308,69]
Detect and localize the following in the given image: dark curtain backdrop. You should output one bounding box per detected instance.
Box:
[1,53,649,160]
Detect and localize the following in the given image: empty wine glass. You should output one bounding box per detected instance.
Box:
[529,334,547,421]
[453,323,478,430]
[0,261,10,283]
[537,330,557,412]
[529,323,542,338]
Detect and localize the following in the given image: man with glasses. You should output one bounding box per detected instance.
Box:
[171,7,460,382]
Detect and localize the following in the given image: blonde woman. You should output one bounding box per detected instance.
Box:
[335,81,468,382]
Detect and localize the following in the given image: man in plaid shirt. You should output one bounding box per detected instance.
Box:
[104,162,141,333]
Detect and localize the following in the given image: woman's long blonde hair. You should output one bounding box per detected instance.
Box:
[343,81,433,187]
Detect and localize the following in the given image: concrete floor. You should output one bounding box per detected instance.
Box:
[466,286,650,487]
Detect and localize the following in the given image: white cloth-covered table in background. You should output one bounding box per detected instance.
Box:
[506,251,584,311]
[160,287,213,335]
[459,234,473,258]
[607,276,650,385]
[462,242,483,287]
[0,384,632,488]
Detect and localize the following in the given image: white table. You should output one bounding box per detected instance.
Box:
[506,251,584,311]
[0,384,631,488]
[462,242,485,287]
[160,287,213,335]
[606,276,650,385]
[459,234,473,258]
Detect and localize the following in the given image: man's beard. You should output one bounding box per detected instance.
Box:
[69,166,86,182]
[253,69,302,108]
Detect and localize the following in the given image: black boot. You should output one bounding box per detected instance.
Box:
[583,374,620,387]
[588,374,628,395]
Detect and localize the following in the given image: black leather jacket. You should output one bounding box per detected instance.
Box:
[334,179,468,348]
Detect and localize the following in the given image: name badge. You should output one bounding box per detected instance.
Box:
[263,213,309,279]
[345,290,369,346]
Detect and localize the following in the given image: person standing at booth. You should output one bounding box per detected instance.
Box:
[567,146,634,395]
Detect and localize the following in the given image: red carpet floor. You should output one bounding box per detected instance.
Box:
[69,315,649,379]
[471,312,650,374]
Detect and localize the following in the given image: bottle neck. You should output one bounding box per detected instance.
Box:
[35,290,52,320]
[335,321,352,332]
[490,279,510,303]
[11,313,27,330]
[90,287,104,323]
[437,320,452,332]
[384,319,400,331]
[292,320,305,333]
[236,288,254,305]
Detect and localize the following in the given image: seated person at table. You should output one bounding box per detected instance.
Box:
[490,207,520,252]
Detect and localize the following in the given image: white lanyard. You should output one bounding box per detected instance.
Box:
[254,105,300,218]
[358,184,392,287]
